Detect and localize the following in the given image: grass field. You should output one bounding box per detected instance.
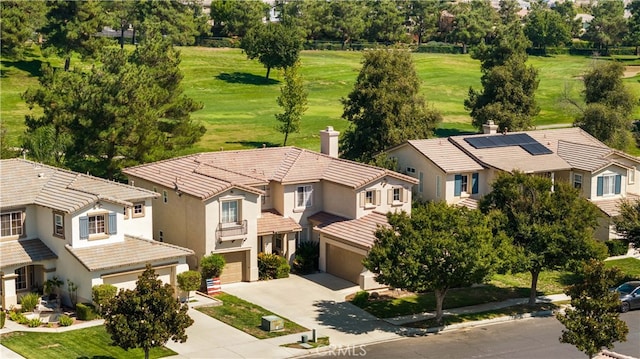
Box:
[2,47,640,153]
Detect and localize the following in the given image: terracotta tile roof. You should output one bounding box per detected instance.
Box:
[593,194,640,217]
[257,209,302,235]
[314,211,390,249]
[1,159,157,213]
[123,147,417,200]
[405,139,484,173]
[0,238,58,268]
[66,235,194,272]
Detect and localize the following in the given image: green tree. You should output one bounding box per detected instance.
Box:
[104,265,194,359]
[39,0,109,71]
[551,0,582,38]
[275,61,308,146]
[613,198,640,249]
[480,172,607,305]
[0,1,47,58]
[365,0,407,43]
[626,0,640,52]
[574,62,636,150]
[23,30,205,179]
[324,1,367,48]
[364,202,509,324]
[497,0,521,25]
[21,124,71,166]
[525,1,572,52]
[584,0,627,50]
[448,0,498,54]
[340,49,442,163]
[466,22,539,132]
[404,0,442,45]
[241,22,303,80]
[210,0,269,37]
[557,260,628,359]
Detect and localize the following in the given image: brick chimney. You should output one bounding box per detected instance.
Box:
[483,120,498,135]
[320,126,339,158]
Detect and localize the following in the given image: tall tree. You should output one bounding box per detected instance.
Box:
[448,0,497,53]
[480,172,607,305]
[574,62,636,150]
[23,30,205,179]
[241,22,303,80]
[584,0,627,50]
[324,1,367,48]
[365,0,407,43]
[39,0,109,71]
[626,0,640,53]
[525,0,572,52]
[557,260,628,359]
[0,1,48,58]
[104,265,194,359]
[551,0,582,39]
[613,198,640,249]
[466,22,539,132]
[404,0,443,45]
[497,0,521,25]
[364,202,509,324]
[340,49,442,163]
[210,0,269,37]
[275,61,308,146]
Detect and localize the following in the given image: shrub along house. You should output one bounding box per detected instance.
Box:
[123,127,417,288]
[0,159,193,309]
[386,122,640,241]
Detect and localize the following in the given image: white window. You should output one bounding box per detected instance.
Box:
[436,175,441,198]
[365,190,374,205]
[393,188,401,202]
[132,202,145,217]
[163,190,168,203]
[1,211,24,237]
[222,200,239,224]
[296,185,313,208]
[15,267,27,291]
[460,175,469,193]
[629,167,636,185]
[573,173,582,189]
[88,214,106,235]
[361,189,380,208]
[602,175,616,195]
[54,213,64,237]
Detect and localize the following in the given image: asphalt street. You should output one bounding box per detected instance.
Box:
[310,310,640,359]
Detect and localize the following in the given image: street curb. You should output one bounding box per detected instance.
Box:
[420,310,554,334]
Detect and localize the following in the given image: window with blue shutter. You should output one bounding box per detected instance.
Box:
[79,216,89,239]
[597,176,603,196]
[108,212,117,234]
[615,174,621,194]
[454,174,462,196]
[472,173,479,194]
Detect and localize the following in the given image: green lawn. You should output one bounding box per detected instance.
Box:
[605,257,640,280]
[3,47,639,154]
[0,326,175,359]
[196,292,307,339]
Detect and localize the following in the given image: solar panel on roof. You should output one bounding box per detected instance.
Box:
[464,133,553,155]
[521,143,553,156]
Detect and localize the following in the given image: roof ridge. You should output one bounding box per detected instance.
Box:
[124,153,201,171]
[196,161,268,183]
[124,234,195,255]
[274,147,304,181]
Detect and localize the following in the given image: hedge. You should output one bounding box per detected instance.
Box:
[76,303,98,321]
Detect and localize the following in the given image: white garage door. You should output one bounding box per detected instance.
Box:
[104,267,172,291]
[326,243,365,284]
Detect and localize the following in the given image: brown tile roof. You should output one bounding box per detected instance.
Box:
[556,141,613,172]
[314,211,390,249]
[405,139,484,173]
[66,235,194,271]
[257,209,302,235]
[123,147,417,200]
[1,159,157,213]
[0,238,58,268]
[593,194,640,217]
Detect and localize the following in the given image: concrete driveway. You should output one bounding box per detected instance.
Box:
[223,273,419,350]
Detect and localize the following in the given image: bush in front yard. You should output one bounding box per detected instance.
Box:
[606,240,629,257]
[20,292,40,312]
[258,253,290,280]
[76,303,98,320]
[28,318,42,327]
[92,284,117,314]
[0,311,5,328]
[351,291,370,307]
[177,270,202,293]
[58,314,73,327]
[292,241,319,274]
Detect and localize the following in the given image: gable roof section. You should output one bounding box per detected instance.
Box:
[257,209,302,235]
[0,238,58,268]
[405,139,484,173]
[123,147,417,200]
[593,194,640,217]
[557,140,613,172]
[312,211,389,250]
[66,235,194,272]
[0,159,157,213]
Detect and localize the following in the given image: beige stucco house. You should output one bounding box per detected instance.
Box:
[0,159,193,309]
[386,122,640,241]
[123,127,417,288]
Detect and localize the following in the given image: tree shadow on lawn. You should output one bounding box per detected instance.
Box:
[1,59,44,78]
[434,127,476,138]
[224,140,280,148]
[216,72,279,85]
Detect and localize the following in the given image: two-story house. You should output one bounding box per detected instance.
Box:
[386,121,640,241]
[0,159,193,309]
[123,127,417,288]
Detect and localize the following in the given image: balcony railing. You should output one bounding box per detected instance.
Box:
[216,220,247,241]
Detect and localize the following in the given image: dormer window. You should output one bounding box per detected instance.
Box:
[80,212,117,240]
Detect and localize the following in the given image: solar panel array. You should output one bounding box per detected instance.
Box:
[464,133,553,156]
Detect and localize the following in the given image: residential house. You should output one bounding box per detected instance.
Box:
[123,127,417,288]
[386,122,640,241]
[0,159,193,309]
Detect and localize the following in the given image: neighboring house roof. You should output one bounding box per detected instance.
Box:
[312,211,389,250]
[0,159,157,213]
[257,209,302,235]
[593,194,640,217]
[557,140,613,172]
[65,235,194,272]
[402,139,484,173]
[123,147,417,200]
[0,238,58,268]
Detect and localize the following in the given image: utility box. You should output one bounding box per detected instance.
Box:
[261,315,284,332]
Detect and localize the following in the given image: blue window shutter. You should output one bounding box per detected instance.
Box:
[108,213,117,234]
[615,175,622,194]
[472,173,479,194]
[454,175,462,196]
[79,216,88,239]
[597,176,603,196]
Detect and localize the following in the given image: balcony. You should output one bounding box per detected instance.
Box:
[216,220,248,242]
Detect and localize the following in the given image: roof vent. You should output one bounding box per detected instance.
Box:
[38,172,46,179]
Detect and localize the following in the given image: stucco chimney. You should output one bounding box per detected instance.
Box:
[483,120,498,135]
[320,126,339,157]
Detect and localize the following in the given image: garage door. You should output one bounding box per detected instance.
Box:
[326,243,365,284]
[104,267,172,291]
[220,251,246,284]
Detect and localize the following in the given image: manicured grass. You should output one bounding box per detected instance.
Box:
[196,292,307,339]
[0,326,175,359]
[3,47,639,154]
[489,270,580,295]
[605,258,640,281]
